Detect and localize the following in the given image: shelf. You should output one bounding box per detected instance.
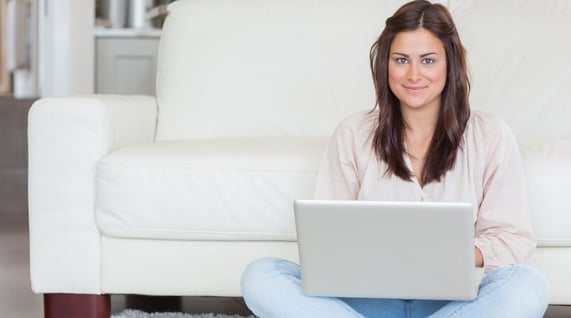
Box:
[94,28,162,38]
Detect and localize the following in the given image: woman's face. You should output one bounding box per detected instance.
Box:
[388,28,447,114]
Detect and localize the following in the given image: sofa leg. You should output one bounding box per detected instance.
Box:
[44,293,110,318]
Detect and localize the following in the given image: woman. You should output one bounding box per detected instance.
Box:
[240,1,550,317]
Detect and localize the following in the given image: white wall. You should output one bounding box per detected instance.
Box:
[38,0,94,97]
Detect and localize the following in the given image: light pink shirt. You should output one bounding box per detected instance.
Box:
[314,109,536,272]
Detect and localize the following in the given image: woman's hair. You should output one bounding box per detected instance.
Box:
[370,0,470,185]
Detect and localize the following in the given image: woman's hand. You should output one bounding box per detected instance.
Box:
[475,246,484,268]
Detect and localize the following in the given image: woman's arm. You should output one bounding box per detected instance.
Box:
[474,118,536,272]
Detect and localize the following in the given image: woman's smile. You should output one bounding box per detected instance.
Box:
[403,85,427,94]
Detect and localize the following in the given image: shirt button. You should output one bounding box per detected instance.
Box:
[420,196,424,201]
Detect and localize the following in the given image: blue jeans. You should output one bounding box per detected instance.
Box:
[241,257,550,318]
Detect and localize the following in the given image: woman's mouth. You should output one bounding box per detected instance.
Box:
[404,86,426,94]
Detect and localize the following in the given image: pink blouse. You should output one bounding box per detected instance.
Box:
[314,109,536,272]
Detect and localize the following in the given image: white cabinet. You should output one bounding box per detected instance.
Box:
[95,30,161,96]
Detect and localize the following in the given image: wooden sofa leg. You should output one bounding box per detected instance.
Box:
[44,293,110,318]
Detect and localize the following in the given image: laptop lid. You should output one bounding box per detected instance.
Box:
[294,200,483,301]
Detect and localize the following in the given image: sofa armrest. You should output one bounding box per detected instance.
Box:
[28,94,157,294]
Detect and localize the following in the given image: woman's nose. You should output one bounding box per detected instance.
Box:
[408,63,421,81]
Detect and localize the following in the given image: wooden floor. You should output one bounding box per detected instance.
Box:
[0,214,43,317]
[0,96,570,317]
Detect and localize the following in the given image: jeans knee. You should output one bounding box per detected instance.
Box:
[241,257,280,298]
[512,265,551,314]
[241,257,298,316]
[242,257,300,298]
[523,266,550,299]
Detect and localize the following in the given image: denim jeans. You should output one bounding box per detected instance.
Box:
[241,257,550,318]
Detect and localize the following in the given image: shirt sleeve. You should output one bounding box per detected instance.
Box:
[313,121,361,200]
[474,119,536,272]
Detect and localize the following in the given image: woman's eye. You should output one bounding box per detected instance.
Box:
[395,57,408,64]
[422,58,435,64]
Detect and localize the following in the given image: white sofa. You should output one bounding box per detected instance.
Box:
[28,0,571,316]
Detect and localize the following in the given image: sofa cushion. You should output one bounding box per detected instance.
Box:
[96,137,327,241]
[96,137,571,245]
[449,0,571,138]
[155,0,443,140]
[519,139,571,246]
[156,0,571,140]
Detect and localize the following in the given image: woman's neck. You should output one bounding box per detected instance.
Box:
[401,106,438,139]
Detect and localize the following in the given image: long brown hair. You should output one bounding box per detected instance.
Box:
[370,0,470,185]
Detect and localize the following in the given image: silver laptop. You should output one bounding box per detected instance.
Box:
[293,200,484,301]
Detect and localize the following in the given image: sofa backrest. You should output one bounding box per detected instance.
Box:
[155,0,571,141]
[449,0,571,139]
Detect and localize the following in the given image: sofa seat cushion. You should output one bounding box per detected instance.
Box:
[96,137,327,241]
[96,136,571,246]
[520,138,571,246]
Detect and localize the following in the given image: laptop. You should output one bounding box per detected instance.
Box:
[293,200,485,301]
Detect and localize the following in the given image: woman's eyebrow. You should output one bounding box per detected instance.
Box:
[391,52,438,57]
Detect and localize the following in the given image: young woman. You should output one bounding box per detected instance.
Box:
[240,1,550,317]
